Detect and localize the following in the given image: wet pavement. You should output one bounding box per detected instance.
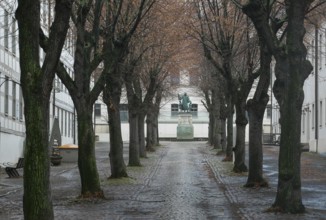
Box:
[0,141,325,219]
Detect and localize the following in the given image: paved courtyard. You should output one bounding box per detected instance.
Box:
[0,141,325,219]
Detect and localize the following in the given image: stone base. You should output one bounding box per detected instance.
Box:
[177,125,194,140]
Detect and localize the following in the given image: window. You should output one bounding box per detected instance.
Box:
[19,88,23,120]
[302,111,305,133]
[4,76,9,115]
[320,101,323,127]
[120,104,128,122]
[320,34,323,68]
[12,18,16,56]
[312,104,315,129]
[266,104,272,118]
[4,10,9,50]
[64,111,67,136]
[12,82,16,118]
[171,103,179,116]
[60,109,63,134]
[170,74,180,85]
[67,112,71,137]
[94,103,101,117]
[191,103,198,116]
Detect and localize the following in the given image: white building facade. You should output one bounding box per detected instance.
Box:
[300,26,326,154]
[271,26,326,154]
[0,2,76,164]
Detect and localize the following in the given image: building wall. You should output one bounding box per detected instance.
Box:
[300,26,326,153]
[0,2,76,164]
[270,26,326,154]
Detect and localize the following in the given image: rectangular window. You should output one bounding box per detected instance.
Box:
[191,103,198,116]
[320,34,323,68]
[64,111,67,136]
[170,74,180,85]
[19,87,23,120]
[94,103,101,117]
[120,104,128,122]
[302,111,305,133]
[4,76,9,115]
[320,101,323,127]
[312,104,315,129]
[325,30,326,66]
[12,82,16,118]
[312,40,315,66]
[68,112,71,137]
[60,109,63,134]
[266,104,272,118]
[171,103,179,116]
[4,10,9,50]
[12,18,16,56]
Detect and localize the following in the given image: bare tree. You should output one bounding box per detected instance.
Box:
[16,0,73,219]
[192,0,259,172]
[242,0,314,213]
[102,0,156,174]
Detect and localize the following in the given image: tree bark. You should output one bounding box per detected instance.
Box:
[128,111,141,166]
[103,72,128,178]
[245,44,271,188]
[224,108,234,161]
[208,113,214,145]
[243,0,313,213]
[76,106,103,196]
[22,85,54,220]
[245,97,269,187]
[211,89,221,150]
[16,1,72,219]
[146,111,155,151]
[233,96,248,173]
[138,114,147,157]
[220,118,226,152]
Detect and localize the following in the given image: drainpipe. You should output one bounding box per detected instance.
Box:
[315,26,319,153]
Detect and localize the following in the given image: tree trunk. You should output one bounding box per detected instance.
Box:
[271,55,310,213]
[153,113,159,146]
[153,89,163,146]
[212,90,221,149]
[220,118,226,152]
[208,113,214,145]
[17,2,54,216]
[245,44,271,188]
[16,1,72,218]
[138,114,147,157]
[233,101,248,173]
[104,79,128,178]
[245,98,269,187]
[213,115,221,150]
[76,107,103,197]
[128,111,141,166]
[243,0,313,213]
[23,92,54,220]
[146,111,155,151]
[224,111,234,161]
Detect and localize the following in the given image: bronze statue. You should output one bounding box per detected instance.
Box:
[178,92,192,112]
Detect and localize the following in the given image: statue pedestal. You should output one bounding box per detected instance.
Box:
[177,113,194,140]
